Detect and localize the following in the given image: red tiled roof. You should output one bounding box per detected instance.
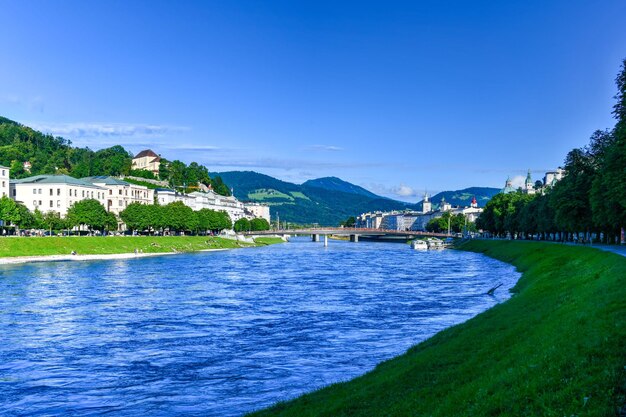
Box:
[133,149,159,159]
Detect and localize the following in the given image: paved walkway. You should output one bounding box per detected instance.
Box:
[593,244,626,257]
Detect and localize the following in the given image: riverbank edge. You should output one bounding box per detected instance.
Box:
[249,240,626,417]
[0,235,286,265]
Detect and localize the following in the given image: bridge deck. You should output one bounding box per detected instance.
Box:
[245,228,449,238]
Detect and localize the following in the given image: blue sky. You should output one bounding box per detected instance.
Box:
[1,1,624,201]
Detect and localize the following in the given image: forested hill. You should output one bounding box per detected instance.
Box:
[0,116,133,178]
[416,187,501,210]
[209,171,416,225]
[0,116,231,195]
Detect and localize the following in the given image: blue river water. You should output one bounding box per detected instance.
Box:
[0,238,519,416]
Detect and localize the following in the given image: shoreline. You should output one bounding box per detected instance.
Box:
[0,248,232,265]
[249,240,626,416]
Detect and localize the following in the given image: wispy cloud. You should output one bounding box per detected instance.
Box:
[305,144,344,152]
[28,122,189,140]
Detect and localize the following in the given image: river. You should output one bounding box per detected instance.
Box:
[0,238,520,416]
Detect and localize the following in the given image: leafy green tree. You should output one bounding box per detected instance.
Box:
[234,218,251,232]
[250,217,270,231]
[42,211,65,232]
[0,195,21,227]
[162,201,197,233]
[340,216,356,227]
[66,199,110,231]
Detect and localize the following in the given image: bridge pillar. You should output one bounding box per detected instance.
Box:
[312,234,320,242]
[324,235,328,247]
[350,234,359,242]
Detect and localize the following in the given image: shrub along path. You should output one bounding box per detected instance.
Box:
[250,240,626,417]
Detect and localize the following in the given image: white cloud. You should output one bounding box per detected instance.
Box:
[396,184,415,197]
[305,144,344,152]
[510,175,525,188]
[29,122,189,139]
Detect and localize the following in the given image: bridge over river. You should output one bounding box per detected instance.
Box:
[245,228,450,245]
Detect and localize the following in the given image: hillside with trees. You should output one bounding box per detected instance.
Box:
[0,117,231,196]
[477,59,626,244]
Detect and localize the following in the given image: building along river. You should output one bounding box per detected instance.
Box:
[0,237,520,416]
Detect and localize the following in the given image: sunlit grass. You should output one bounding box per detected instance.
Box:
[0,236,273,257]
[249,240,626,417]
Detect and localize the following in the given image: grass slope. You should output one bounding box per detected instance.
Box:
[0,236,283,257]
[250,240,626,417]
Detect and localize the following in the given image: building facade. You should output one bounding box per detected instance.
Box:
[82,176,154,215]
[0,166,9,198]
[10,175,107,217]
[131,149,161,176]
[244,203,270,223]
[155,189,249,222]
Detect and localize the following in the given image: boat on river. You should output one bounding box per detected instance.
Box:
[411,239,428,250]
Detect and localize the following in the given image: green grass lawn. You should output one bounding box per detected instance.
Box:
[0,235,284,257]
[249,240,626,417]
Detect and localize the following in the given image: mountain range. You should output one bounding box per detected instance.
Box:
[210,171,500,225]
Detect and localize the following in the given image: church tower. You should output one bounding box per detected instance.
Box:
[422,192,432,214]
[524,170,535,194]
[470,196,478,208]
[440,196,451,211]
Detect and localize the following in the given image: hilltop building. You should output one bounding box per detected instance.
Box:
[502,168,566,195]
[543,168,565,187]
[1,166,9,198]
[502,177,516,194]
[132,149,161,176]
[10,175,107,217]
[81,176,154,215]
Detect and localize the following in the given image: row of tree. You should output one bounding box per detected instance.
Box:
[120,201,232,234]
[477,59,626,243]
[426,212,477,234]
[234,217,271,232]
[0,196,117,233]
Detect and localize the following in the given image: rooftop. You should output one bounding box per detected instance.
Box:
[11,175,107,189]
[82,176,130,186]
[133,149,159,159]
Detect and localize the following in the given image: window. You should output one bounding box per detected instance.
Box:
[1,181,4,187]
[38,188,42,194]
[119,200,123,207]
[119,189,122,195]
[33,200,37,206]
[82,190,85,198]
[33,189,37,195]
[1,170,4,176]
[57,188,61,196]
[50,200,53,208]
[57,200,61,208]
[109,190,112,195]
[38,200,42,206]
[50,189,53,196]
[12,189,15,197]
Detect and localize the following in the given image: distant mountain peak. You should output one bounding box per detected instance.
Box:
[302,177,379,199]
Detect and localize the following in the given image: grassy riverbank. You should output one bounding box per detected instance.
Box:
[0,235,284,258]
[250,240,626,417]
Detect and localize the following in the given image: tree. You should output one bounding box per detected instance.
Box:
[234,218,250,232]
[42,211,65,232]
[250,217,270,231]
[0,195,21,228]
[162,201,197,233]
[66,199,110,231]
[340,216,356,227]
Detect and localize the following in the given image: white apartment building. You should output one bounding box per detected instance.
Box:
[82,176,154,215]
[10,175,107,217]
[155,189,247,222]
[244,203,270,223]
[0,166,9,198]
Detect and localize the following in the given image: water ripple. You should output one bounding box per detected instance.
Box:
[0,238,519,416]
